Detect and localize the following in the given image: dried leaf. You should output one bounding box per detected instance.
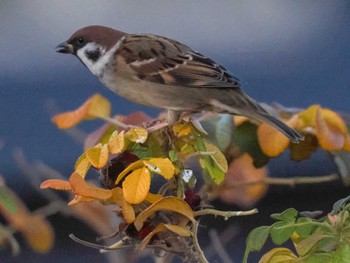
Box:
[40,179,72,191]
[143,158,175,179]
[122,167,151,204]
[125,127,148,143]
[108,130,125,154]
[85,143,109,169]
[134,196,195,231]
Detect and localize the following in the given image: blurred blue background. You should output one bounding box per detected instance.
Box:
[1,1,349,262]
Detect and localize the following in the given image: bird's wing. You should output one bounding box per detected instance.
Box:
[116,34,241,89]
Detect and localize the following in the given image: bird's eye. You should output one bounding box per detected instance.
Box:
[76,37,86,46]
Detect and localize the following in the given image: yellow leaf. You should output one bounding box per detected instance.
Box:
[40,179,72,191]
[143,158,175,179]
[140,223,191,250]
[115,160,145,185]
[316,108,345,151]
[122,167,151,204]
[144,193,163,203]
[259,247,297,263]
[257,115,298,157]
[173,122,193,137]
[70,172,112,201]
[86,93,111,119]
[108,130,125,154]
[204,140,228,173]
[125,127,148,143]
[298,104,320,128]
[51,93,110,129]
[19,215,54,253]
[74,153,91,178]
[134,196,195,231]
[85,143,109,169]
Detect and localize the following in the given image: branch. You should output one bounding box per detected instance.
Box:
[194,208,258,218]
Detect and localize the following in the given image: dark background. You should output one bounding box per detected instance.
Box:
[1,1,350,262]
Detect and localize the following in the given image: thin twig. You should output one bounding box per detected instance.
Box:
[193,221,209,263]
[194,208,258,218]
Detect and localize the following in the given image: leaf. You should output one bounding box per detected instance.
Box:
[144,193,163,203]
[140,223,191,250]
[52,93,110,129]
[199,156,226,184]
[204,140,228,174]
[219,154,267,207]
[115,160,145,185]
[294,233,326,257]
[86,93,111,119]
[143,158,175,179]
[40,179,72,191]
[289,134,318,161]
[74,153,91,178]
[108,130,125,154]
[173,122,193,137]
[232,122,269,168]
[134,196,195,231]
[305,254,332,263]
[257,115,298,157]
[125,127,148,143]
[271,208,298,221]
[243,226,270,263]
[85,143,109,169]
[215,114,234,151]
[316,108,346,151]
[109,188,135,223]
[331,195,350,215]
[295,217,315,238]
[122,167,151,204]
[19,215,54,253]
[69,172,112,201]
[270,221,296,245]
[332,244,350,263]
[258,247,297,263]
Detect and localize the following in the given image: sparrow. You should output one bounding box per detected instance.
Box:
[56,25,304,143]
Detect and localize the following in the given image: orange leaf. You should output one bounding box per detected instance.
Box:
[68,195,95,206]
[109,188,135,223]
[140,223,191,250]
[316,108,346,151]
[85,143,109,169]
[144,193,163,203]
[298,104,320,128]
[69,172,112,201]
[134,196,195,231]
[125,127,148,143]
[52,94,110,129]
[18,215,54,253]
[74,153,91,178]
[40,179,72,191]
[173,123,193,137]
[108,130,125,154]
[122,167,151,204]
[143,158,175,179]
[219,154,268,207]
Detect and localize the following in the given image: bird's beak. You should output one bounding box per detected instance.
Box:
[56,41,74,54]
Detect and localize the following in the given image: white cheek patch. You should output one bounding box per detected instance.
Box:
[76,39,125,78]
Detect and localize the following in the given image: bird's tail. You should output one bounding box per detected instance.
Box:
[209,93,304,143]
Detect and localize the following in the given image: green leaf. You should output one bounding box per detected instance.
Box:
[270,221,295,245]
[0,186,19,214]
[271,208,298,222]
[295,217,315,238]
[199,156,225,184]
[215,114,234,151]
[332,244,350,263]
[243,226,270,263]
[305,253,332,263]
[232,122,269,167]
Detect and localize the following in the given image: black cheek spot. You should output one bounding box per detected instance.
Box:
[85,49,101,62]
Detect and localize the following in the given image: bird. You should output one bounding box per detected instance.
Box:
[56,25,304,143]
